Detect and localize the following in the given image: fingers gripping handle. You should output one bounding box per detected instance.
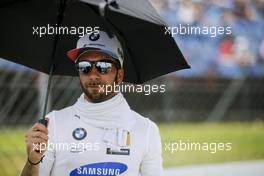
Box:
[34,118,48,153]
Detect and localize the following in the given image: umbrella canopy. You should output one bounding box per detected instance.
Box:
[0,0,190,120]
[0,0,190,84]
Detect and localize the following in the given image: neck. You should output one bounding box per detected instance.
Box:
[84,92,119,103]
[74,92,129,115]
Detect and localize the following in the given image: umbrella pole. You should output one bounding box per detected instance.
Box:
[38,0,66,126]
[38,64,54,126]
[42,64,54,118]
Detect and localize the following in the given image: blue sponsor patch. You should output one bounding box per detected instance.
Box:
[70,162,128,176]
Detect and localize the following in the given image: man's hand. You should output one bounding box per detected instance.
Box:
[25,123,49,164]
[20,122,49,176]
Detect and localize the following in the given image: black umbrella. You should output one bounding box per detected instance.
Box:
[0,0,190,121]
[79,0,190,82]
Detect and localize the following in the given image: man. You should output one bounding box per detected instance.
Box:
[21,31,163,176]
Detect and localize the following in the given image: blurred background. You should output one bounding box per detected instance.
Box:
[0,0,264,175]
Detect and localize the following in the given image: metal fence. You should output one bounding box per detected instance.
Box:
[0,67,263,125]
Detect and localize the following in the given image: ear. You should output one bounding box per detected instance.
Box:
[116,68,124,84]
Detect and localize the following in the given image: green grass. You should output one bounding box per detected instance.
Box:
[160,122,264,167]
[0,127,27,176]
[0,122,264,175]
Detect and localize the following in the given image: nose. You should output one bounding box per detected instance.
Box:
[87,65,100,79]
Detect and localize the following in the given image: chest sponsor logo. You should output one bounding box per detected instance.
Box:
[70,162,127,176]
[72,127,87,140]
[106,148,130,156]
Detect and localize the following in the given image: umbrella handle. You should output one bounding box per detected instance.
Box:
[38,118,48,127]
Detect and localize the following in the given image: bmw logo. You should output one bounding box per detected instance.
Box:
[72,128,87,140]
[89,32,100,41]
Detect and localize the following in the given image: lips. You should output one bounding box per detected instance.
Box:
[84,82,105,90]
[87,84,101,88]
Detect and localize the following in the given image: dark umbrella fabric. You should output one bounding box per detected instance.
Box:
[0,0,190,84]
[71,0,191,83]
[0,0,190,120]
[0,0,107,77]
[0,0,112,118]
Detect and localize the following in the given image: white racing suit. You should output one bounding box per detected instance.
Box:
[39,93,163,176]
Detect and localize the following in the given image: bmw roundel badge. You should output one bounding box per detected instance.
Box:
[72,127,87,140]
[89,32,100,41]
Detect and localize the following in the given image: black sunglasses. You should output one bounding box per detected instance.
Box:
[76,60,120,75]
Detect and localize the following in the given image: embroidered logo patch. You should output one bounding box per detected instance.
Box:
[72,127,87,140]
[89,32,100,41]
